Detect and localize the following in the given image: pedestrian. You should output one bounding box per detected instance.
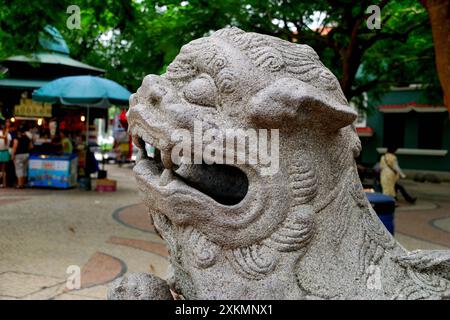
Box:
[380,146,416,204]
[8,120,17,147]
[24,123,33,140]
[114,128,129,167]
[51,130,62,152]
[11,125,32,189]
[0,121,11,188]
[60,130,73,154]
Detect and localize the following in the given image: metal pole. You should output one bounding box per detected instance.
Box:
[86,106,89,146]
[85,106,91,190]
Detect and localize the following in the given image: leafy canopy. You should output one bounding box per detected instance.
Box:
[0,0,440,107]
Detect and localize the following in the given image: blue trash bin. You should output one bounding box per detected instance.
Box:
[365,192,396,234]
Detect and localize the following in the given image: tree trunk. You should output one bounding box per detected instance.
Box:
[421,0,450,112]
[339,19,363,100]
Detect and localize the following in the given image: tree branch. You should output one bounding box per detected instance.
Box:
[350,56,434,98]
[362,21,427,49]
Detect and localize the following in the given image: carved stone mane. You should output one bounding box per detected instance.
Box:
[108,27,450,300]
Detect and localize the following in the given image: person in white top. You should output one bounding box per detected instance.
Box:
[0,120,12,187]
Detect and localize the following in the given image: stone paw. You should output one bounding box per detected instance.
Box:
[107,272,173,300]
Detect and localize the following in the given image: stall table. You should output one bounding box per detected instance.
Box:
[28,153,78,188]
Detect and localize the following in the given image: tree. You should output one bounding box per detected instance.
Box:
[0,0,70,60]
[0,0,440,109]
[196,0,435,104]
[420,0,450,111]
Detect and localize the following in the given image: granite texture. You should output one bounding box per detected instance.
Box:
[108,27,450,300]
[108,273,173,300]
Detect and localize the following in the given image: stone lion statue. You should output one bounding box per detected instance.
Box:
[108,27,450,300]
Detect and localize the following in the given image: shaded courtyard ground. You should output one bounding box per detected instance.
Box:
[0,164,449,300]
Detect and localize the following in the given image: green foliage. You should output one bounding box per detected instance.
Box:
[0,0,441,108]
[0,0,69,59]
[358,0,442,108]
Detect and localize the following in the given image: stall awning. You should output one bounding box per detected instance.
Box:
[0,78,49,89]
[379,102,447,113]
[356,127,374,137]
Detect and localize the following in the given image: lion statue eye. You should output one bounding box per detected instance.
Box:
[183,74,218,107]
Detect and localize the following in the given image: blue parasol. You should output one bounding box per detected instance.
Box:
[32,75,131,145]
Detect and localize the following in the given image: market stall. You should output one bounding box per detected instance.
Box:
[32,75,131,191]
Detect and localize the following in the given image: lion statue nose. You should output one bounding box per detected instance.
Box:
[135,75,173,106]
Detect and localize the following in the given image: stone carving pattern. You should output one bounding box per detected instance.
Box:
[107,27,450,300]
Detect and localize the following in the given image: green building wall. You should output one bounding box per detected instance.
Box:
[359,89,450,172]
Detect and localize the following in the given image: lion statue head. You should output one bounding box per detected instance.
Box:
[109,27,450,300]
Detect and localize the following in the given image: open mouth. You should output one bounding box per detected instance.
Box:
[132,129,249,206]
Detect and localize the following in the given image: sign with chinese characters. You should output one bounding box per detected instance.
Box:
[14,99,52,117]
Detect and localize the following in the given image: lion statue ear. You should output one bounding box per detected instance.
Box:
[248,78,357,131]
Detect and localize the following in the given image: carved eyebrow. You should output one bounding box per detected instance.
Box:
[216,68,237,94]
[207,55,228,74]
[165,57,197,80]
[165,39,231,83]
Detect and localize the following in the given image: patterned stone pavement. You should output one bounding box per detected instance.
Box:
[394,179,450,251]
[0,164,168,300]
[0,165,448,299]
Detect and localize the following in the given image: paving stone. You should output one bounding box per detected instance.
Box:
[0,272,64,298]
[0,162,448,300]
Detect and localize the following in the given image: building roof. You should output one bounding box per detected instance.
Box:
[0,78,49,89]
[0,25,104,80]
[5,52,105,73]
[356,127,374,137]
[375,88,446,113]
[38,25,70,55]
[378,102,447,113]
